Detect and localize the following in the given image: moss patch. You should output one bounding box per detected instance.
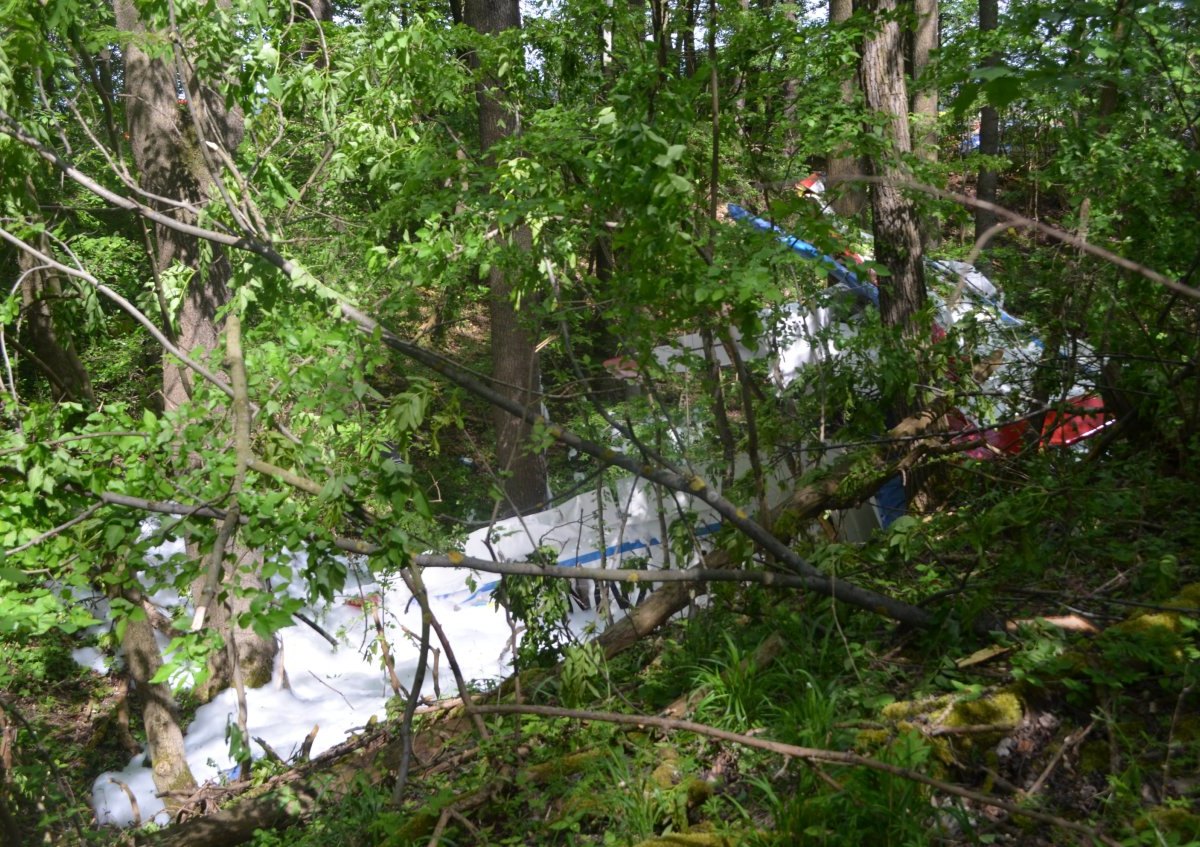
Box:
[1136,806,1200,841]
[881,689,1022,729]
[631,835,734,847]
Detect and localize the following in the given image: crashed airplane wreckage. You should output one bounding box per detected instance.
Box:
[86,191,1116,830]
[450,187,1113,609]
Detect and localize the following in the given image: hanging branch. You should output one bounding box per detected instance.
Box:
[70,484,919,597]
[391,563,432,805]
[820,172,1198,300]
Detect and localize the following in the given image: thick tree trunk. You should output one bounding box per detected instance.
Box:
[464,0,549,516]
[120,588,198,807]
[114,0,277,701]
[910,0,938,162]
[16,237,95,404]
[861,0,926,332]
[827,0,866,217]
[487,229,548,515]
[974,0,998,241]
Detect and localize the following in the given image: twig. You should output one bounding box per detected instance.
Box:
[468,704,1120,846]
[1013,588,1200,617]
[109,777,141,827]
[1027,721,1095,798]
[6,503,101,555]
[371,603,406,698]
[823,173,1197,301]
[426,805,482,847]
[307,670,356,710]
[426,808,453,847]
[253,736,284,764]
[399,569,490,740]
[392,563,432,805]
[1162,684,1194,792]
[292,611,339,648]
[298,725,319,762]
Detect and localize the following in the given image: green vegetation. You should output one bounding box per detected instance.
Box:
[2,0,1200,843]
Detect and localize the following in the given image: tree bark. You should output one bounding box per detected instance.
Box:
[827,0,866,217]
[861,0,927,332]
[464,0,549,516]
[911,0,938,162]
[683,0,697,77]
[114,0,277,699]
[120,588,199,808]
[16,234,95,404]
[113,0,240,412]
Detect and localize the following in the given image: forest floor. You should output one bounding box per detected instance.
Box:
[5,449,1200,847]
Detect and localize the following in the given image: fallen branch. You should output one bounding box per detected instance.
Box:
[468,703,1120,847]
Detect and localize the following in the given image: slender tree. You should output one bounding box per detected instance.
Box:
[463,0,549,515]
[828,0,866,217]
[911,0,938,162]
[861,0,927,332]
[974,0,998,241]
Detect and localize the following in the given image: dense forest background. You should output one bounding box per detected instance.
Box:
[2,0,1199,844]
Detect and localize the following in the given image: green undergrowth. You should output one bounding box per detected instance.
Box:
[0,633,127,846]
[234,452,1200,847]
[7,454,1198,846]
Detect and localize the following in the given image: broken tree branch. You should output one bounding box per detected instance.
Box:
[468,703,1120,847]
[0,112,945,627]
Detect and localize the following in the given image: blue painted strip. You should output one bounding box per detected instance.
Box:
[726,204,879,307]
[731,205,1050,352]
[434,521,726,606]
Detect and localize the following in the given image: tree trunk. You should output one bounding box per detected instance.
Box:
[16,234,95,404]
[1076,0,1131,246]
[911,0,938,162]
[974,0,998,241]
[683,0,697,77]
[120,587,199,808]
[861,0,926,332]
[464,0,549,516]
[827,0,866,217]
[114,0,277,699]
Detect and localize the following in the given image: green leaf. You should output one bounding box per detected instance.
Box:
[983,76,1022,111]
[104,523,125,549]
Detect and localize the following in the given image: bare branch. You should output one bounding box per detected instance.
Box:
[0,224,232,400]
[469,704,1121,846]
[89,488,915,598]
[7,503,102,555]
[824,173,1197,300]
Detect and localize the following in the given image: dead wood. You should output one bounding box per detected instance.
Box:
[470,704,1121,847]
